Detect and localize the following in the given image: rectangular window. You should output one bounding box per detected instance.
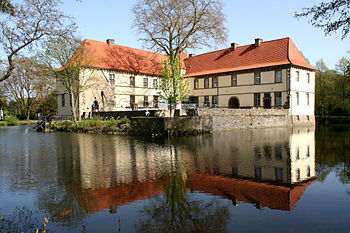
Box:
[275,168,283,181]
[130,76,135,87]
[275,70,282,83]
[109,74,115,86]
[275,92,282,107]
[144,96,148,107]
[255,166,262,179]
[254,93,261,107]
[231,75,237,86]
[153,96,159,108]
[307,73,310,83]
[296,71,300,82]
[254,72,261,84]
[212,95,218,106]
[204,78,209,88]
[204,96,210,106]
[296,168,301,181]
[153,79,158,89]
[296,92,299,105]
[130,95,135,106]
[306,93,310,106]
[143,78,148,88]
[212,77,218,88]
[275,145,282,160]
[194,79,199,89]
[61,94,65,107]
[307,166,311,177]
[296,147,300,160]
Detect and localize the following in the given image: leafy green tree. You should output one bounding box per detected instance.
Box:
[0,57,52,119]
[42,37,96,121]
[159,57,189,116]
[295,0,350,39]
[315,59,337,116]
[335,57,350,104]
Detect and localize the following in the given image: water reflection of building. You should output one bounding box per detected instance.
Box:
[58,126,316,213]
[182,126,316,184]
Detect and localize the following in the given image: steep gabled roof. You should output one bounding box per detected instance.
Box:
[81,39,168,76]
[184,37,316,77]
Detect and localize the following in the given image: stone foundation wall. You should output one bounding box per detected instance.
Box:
[195,108,314,131]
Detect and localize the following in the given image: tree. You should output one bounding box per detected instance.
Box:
[315,59,338,116]
[0,58,51,119]
[159,57,189,116]
[335,57,350,104]
[0,0,76,83]
[42,37,96,122]
[132,0,227,63]
[0,0,14,15]
[295,0,350,39]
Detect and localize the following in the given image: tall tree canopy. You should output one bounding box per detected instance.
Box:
[132,0,228,62]
[0,0,76,83]
[295,0,350,39]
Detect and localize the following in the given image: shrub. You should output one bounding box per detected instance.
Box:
[4,115,19,125]
[330,104,350,116]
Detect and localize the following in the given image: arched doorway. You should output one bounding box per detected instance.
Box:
[228,97,240,108]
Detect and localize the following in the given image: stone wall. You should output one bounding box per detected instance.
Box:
[195,108,314,130]
[130,109,315,135]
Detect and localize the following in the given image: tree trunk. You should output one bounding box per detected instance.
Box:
[169,100,173,117]
[69,91,77,122]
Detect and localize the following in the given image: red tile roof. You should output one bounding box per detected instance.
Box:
[71,173,314,213]
[184,37,316,77]
[80,38,315,77]
[81,39,168,76]
[189,174,315,211]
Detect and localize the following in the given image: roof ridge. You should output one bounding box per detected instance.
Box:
[186,37,291,60]
[84,39,167,57]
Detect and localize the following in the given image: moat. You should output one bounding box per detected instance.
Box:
[0,125,349,232]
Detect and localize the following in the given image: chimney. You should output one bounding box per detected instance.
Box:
[230,42,238,51]
[189,54,195,57]
[106,39,115,46]
[255,38,263,47]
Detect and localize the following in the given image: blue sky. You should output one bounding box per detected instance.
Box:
[61,0,350,69]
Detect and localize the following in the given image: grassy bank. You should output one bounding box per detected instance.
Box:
[0,116,36,127]
[48,118,131,134]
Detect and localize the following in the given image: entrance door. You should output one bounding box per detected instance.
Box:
[228,97,240,108]
[263,93,271,109]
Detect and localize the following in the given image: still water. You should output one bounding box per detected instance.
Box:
[0,125,349,232]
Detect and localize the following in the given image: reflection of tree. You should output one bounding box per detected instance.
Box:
[0,207,41,232]
[316,125,350,191]
[37,133,88,226]
[137,148,230,233]
[37,184,87,227]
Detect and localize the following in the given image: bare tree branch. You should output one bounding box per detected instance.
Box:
[0,0,77,83]
[132,0,227,61]
[295,0,350,39]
